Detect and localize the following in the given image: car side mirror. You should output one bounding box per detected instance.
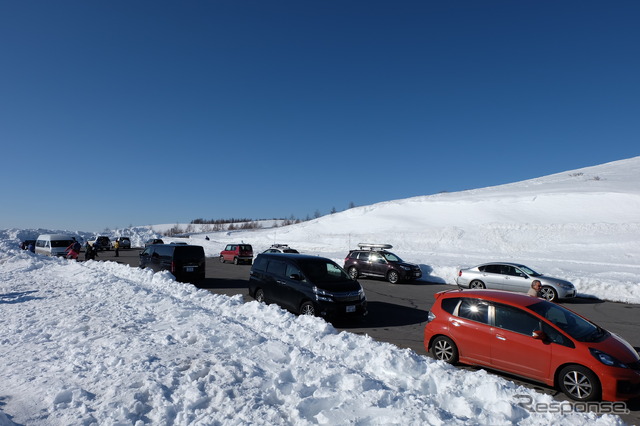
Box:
[289,273,303,281]
[532,330,546,340]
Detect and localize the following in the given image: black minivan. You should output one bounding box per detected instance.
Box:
[249,253,367,318]
[139,244,205,284]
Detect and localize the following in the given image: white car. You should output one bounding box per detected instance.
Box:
[112,237,131,249]
[456,262,576,302]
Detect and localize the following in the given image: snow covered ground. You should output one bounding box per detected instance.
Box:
[1,157,638,424]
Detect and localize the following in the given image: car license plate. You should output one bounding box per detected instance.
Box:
[346,305,356,313]
[185,267,194,272]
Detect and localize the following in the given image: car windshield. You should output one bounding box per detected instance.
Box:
[527,301,607,342]
[519,265,541,277]
[301,259,351,283]
[382,252,402,262]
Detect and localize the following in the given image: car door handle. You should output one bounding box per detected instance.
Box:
[276,280,286,285]
[496,334,506,341]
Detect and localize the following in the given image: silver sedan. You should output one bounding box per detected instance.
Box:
[455,262,577,302]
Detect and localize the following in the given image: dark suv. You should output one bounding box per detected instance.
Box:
[249,253,367,318]
[139,244,205,284]
[344,244,422,284]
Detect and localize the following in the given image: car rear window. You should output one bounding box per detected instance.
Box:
[174,246,204,260]
[239,245,252,251]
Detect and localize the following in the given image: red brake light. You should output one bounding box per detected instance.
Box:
[458,270,462,277]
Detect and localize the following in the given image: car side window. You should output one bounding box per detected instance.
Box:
[441,298,460,314]
[358,252,370,261]
[285,264,304,280]
[457,299,490,324]
[266,260,287,277]
[494,304,541,336]
[503,266,518,276]
[541,322,574,348]
[253,256,268,271]
[482,265,500,274]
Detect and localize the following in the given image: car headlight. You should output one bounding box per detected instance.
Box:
[313,286,333,302]
[558,282,574,289]
[589,348,628,368]
[400,265,411,271]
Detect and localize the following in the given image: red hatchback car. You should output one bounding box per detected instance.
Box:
[219,244,253,265]
[424,289,640,401]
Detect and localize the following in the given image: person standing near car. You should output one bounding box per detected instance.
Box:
[528,280,542,297]
[114,240,120,257]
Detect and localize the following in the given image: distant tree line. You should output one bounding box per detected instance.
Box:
[170,201,359,236]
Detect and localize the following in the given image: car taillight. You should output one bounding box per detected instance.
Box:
[171,261,175,273]
[458,270,462,277]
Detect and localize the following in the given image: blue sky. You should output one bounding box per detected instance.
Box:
[1,1,638,232]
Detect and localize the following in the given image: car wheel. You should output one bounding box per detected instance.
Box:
[558,365,601,401]
[348,266,359,280]
[469,280,485,289]
[254,288,265,303]
[387,270,400,284]
[540,286,558,302]
[219,256,225,263]
[299,301,316,316]
[234,257,239,265]
[431,336,459,364]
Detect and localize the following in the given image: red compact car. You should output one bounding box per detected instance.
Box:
[219,244,253,265]
[423,289,640,401]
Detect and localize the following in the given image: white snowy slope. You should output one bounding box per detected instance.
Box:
[0,157,638,424]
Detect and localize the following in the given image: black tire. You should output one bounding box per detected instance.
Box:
[387,270,400,284]
[348,266,359,280]
[558,365,601,401]
[431,336,459,364]
[233,257,239,265]
[219,256,225,263]
[254,288,265,303]
[540,286,558,302]
[469,280,486,289]
[299,301,316,316]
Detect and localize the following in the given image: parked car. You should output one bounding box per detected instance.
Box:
[249,253,367,318]
[20,239,36,250]
[220,244,253,265]
[139,244,205,284]
[262,244,299,254]
[112,237,131,249]
[89,236,111,251]
[424,289,640,402]
[145,238,164,247]
[455,262,576,302]
[343,243,422,284]
[34,234,77,257]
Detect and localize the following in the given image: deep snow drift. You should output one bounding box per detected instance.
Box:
[1,157,638,424]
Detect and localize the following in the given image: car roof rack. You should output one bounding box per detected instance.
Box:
[270,244,291,249]
[357,243,393,251]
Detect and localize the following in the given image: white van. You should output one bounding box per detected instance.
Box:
[35,234,77,257]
